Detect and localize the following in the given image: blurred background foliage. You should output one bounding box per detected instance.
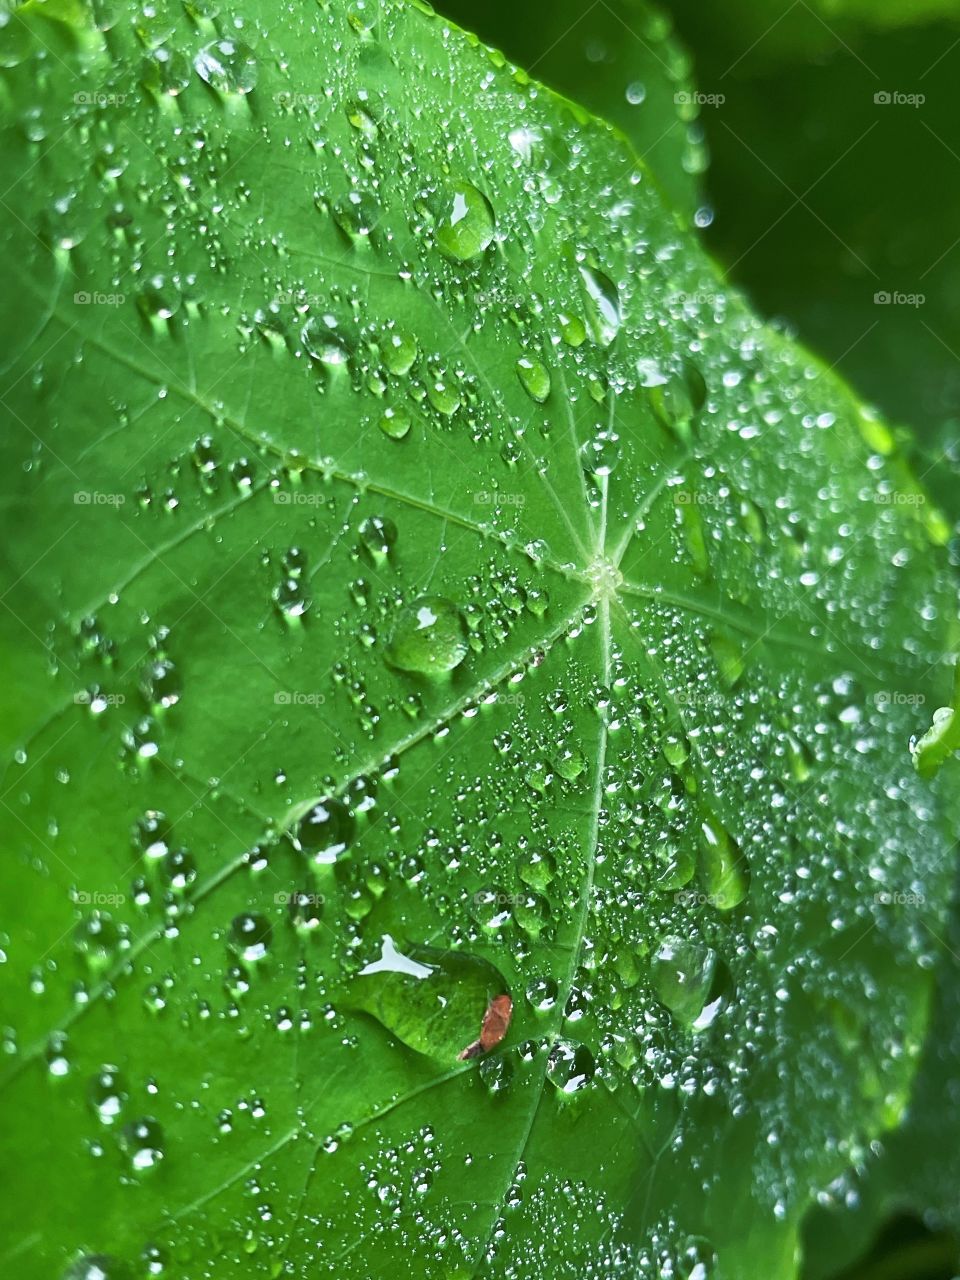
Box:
[437,0,960,1275]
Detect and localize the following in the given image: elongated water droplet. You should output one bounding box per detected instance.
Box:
[579,265,620,347]
[649,358,707,440]
[546,1039,595,1093]
[435,183,495,262]
[699,809,749,909]
[651,935,717,1024]
[516,356,551,403]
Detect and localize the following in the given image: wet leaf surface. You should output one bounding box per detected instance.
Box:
[0,2,958,1278]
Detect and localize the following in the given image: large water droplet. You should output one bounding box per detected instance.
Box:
[699,809,749,909]
[546,1039,596,1093]
[228,913,273,962]
[194,38,257,95]
[386,596,468,676]
[350,935,509,1062]
[516,356,551,403]
[579,265,621,347]
[651,935,717,1024]
[379,406,412,440]
[435,183,495,262]
[88,1065,128,1125]
[120,1116,165,1171]
[649,358,707,440]
[294,798,355,865]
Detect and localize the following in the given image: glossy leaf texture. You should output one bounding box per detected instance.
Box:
[0,2,958,1279]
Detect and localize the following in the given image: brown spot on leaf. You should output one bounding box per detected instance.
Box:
[458,992,513,1061]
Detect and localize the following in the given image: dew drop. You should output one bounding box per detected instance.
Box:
[435,183,495,262]
[120,1117,165,1171]
[546,1039,596,1093]
[358,515,397,563]
[228,913,273,962]
[578,265,621,347]
[386,596,468,676]
[648,358,707,440]
[379,406,412,440]
[194,38,258,95]
[516,356,551,403]
[651,936,717,1024]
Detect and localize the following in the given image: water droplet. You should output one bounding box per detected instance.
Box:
[579,265,620,347]
[294,798,355,866]
[331,190,381,245]
[138,274,181,321]
[379,406,412,440]
[74,912,121,971]
[228,913,273,962]
[194,38,257,95]
[546,1039,596,1093]
[301,314,350,366]
[386,596,468,676]
[649,358,707,440]
[120,1116,165,1171]
[516,356,551,403]
[435,183,495,262]
[699,809,749,909]
[350,936,509,1062]
[378,330,416,379]
[358,515,397,563]
[426,378,461,416]
[88,1065,128,1125]
[580,431,620,477]
[651,935,717,1024]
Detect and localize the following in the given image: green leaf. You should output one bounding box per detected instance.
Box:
[911,662,960,778]
[800,861,960,1279]
[434,0,707,218]
[0,2,957,1278]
